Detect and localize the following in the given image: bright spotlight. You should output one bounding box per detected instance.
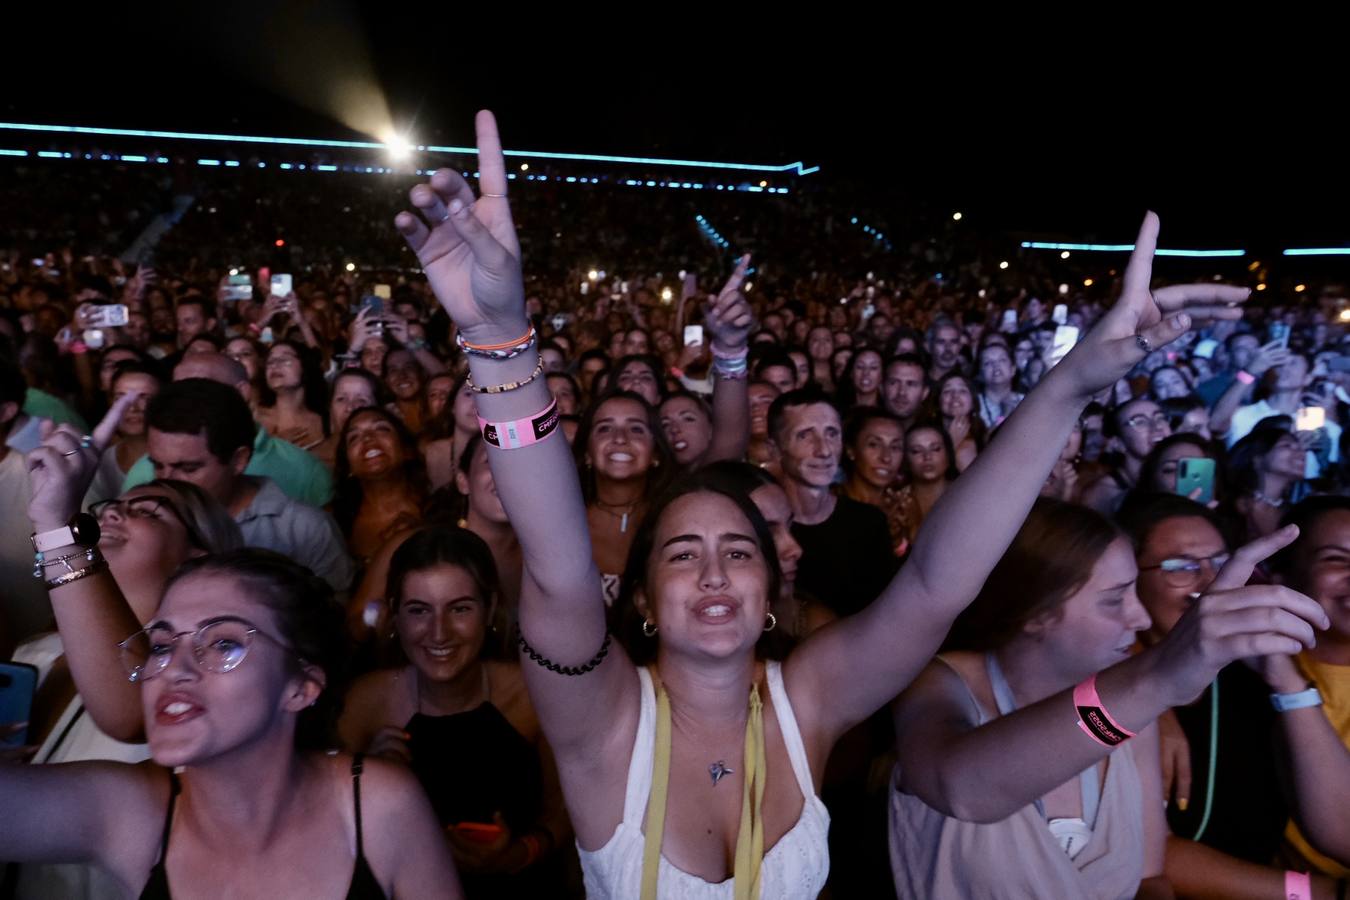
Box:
[384,133,414,162]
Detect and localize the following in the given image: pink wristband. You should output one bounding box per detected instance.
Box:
[1235,369,1255,386]
[1285,870,1311,900]
[1073,674,1137,747]
[478,399,560,450]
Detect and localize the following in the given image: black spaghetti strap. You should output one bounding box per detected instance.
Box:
[351,753,365,856]
[159,771,181,858]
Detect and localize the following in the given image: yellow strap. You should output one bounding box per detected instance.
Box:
[640,672,672,900]
[641,667,765,900]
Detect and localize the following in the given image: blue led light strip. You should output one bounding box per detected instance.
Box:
[1283,248,1350,257]
[0,121,818,176]
[1020,241,1245,258]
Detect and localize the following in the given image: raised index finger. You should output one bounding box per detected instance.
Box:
[1122,212,1160,299]
[1209,524,1299,593]
[92,390,141,452]
[475,110,508,199]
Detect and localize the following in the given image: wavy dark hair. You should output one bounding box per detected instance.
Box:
[572,390,677,505]
[166,549,350,751]
[258,340,330,431]
[332,405,428,538]
[902,419,961,483]
[611,474,784,665]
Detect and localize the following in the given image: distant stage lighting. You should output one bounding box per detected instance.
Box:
[384,134,414,162]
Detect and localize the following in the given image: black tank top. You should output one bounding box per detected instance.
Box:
[138,755,385,899]
[405,702,541,829]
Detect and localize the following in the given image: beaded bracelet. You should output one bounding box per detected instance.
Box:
[456,325,537,359]
[516,626,611,676]
[465,355,545,394]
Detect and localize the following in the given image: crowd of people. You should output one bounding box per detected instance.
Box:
[1,111,1349,899]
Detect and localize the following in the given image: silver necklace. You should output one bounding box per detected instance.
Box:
[709,760,734,786]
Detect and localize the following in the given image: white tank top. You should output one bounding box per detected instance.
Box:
[578,661,831,898]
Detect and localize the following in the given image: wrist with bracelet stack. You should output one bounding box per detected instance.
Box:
[30,513,108,588]
[710,343,749,381]
[459,324,562,449]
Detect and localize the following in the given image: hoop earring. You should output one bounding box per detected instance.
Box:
[642,619,659,638]
[764,612,777,633]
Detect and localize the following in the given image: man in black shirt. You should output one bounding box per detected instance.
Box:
[768,386,897,617]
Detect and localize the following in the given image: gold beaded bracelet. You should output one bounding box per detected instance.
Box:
[465,355,545,395]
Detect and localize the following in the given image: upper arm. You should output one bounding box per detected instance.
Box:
[785,567,959,746]
[0,761,163,872]
[888,660,984,813]
[357,758,463,899]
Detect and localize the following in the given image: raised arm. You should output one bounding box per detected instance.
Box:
[788,213,1254,740]
[1257,653,1350,867]
[1207,340,1286,437]
[25,393,147,741]
[699,256,753,465]
[393,112,636,758]
[893,527,1329,823]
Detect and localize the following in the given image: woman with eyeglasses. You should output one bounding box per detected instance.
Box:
[5,401,462,898]
[257,340,329,451]
[9,478,241,900]
[1116,495,1344,898]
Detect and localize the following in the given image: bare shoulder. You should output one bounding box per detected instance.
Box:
[485,660,539,738]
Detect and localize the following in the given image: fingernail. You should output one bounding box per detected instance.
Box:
[449,199,464,215]
[1177,798,1189,812]
[1173,314,1190,329]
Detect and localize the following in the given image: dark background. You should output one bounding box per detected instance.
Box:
[6,5,1346,248]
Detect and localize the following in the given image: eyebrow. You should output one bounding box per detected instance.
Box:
[661,532,758,549]
[1312,545,1350,555]
[1100,580,1136,593]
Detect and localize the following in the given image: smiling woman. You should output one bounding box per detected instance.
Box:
[332,406,427,562]
[339,527,570,897]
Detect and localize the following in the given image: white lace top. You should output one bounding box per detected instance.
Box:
[578,661,831,898]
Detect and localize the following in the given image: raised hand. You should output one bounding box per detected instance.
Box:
[704,255,755,354]
[394,111,525,345]
[27,391,140,531]
[1151,525,1330,706]
[1060,213,1250,399]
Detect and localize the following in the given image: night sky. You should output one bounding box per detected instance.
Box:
[7,5,1347,248]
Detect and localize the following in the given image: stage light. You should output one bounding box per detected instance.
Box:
[999,261,1009,270]
[1295,284,1307,293]
[953,212,963,221]
[346,262,356,272]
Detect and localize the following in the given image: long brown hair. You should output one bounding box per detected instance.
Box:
[944,498,1123,651]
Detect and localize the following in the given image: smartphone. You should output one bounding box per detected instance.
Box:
[1296,407,1326,431]
[82,328,107,350]
[359,295,384,317]
[1269,322,1291,348]
[1000,309,1018,333]
[454,822,505,844]
[1175,457,1216,505]
[550,313,569,331]
[0,662,39,747]
[861,302,877,322]
[270,273,293,297]
[373,284,392,300]
[224,273,252,302]
[86,304,129,328]
[683,325,704,346]
[1049,325,1080,366]
[1052,303,1069,325]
